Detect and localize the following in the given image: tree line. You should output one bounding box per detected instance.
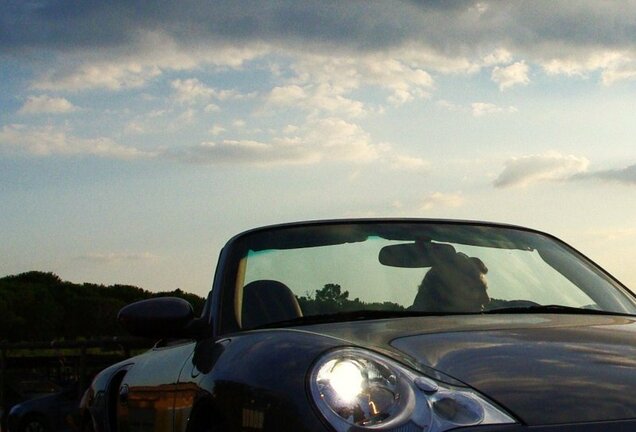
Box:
[0,272,405,342]
[297,283,404,315]
[0,271,205,342]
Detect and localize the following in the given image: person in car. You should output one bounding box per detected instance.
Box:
[412,251,490,312]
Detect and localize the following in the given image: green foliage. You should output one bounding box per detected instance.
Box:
[0,271,206,342]
[314,283,349,304]
[297,283,404,315]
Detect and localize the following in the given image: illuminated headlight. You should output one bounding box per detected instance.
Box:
[310,348,516,431]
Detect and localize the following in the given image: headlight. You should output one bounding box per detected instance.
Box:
[310,348,516,432]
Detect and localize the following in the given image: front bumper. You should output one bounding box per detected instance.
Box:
[460,419,636,431]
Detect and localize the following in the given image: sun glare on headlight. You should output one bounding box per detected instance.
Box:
[314,355,403,426]
[310,348,516,432]
[322,359,364,403]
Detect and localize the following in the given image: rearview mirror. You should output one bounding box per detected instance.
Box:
[379,242,456,268]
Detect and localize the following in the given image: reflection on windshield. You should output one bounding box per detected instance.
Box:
[233,223,636,328]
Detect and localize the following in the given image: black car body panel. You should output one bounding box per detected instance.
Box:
[391,315,636,426]
[80,219,636,432]
[7,385,80,432]
[88,331,345,432]
[261,314,636,426]
[82,322,636,432]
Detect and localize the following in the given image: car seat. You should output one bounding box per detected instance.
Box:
[241,280,303,328]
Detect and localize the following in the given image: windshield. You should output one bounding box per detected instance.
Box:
[228,222,636,329]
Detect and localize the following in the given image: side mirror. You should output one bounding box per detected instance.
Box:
[118,297,199,339]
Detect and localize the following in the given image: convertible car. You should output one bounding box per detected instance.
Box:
[81,219,636,432]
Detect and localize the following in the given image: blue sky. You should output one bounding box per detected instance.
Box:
[2,1,636,296]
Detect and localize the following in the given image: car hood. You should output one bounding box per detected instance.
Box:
[302,313,636,426]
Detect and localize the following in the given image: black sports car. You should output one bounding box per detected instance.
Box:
[81,219,636,431]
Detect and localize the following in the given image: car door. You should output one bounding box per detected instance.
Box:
[172,337,229,432]
[116,342,196,432]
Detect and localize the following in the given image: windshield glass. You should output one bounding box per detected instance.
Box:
[230,222,636,329]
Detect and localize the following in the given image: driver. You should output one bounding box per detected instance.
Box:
[411,252,490,312]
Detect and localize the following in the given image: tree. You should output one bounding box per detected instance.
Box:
[314,284,349,305]
[0,271,206,342]
[296,283,405,316]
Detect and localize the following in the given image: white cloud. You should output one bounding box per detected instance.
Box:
[285,53,435,112]
[232,119,246,128]
[283,124,299,134]
[15,3,636,93]
[147,109,168,118]
[34,61,162,91]
[209,124,226,136]
[32,31,267,91]
[380,45,480,76]
[308,86,366,115]
[483,49,513,67]
[176,108,197,125]
[170,139,321,166]
[581,164,636,185]
[471,102,518,117]
[267,83,366,117]
[124,121,145,135]
[0,124,149,159]
[171,78,251,106]
[168,117,380,166]
[601,63,636,86]
[539,51,636,85]
[389,155,430,172]
[302,118,380,163]
[437,100,517,117]
[18,95,77,114]
[366,57,434,105]
[268,85,306,105]
[215,89,252,101]
[171,78,215,104]
[491,61,530,91]
[542,51,625,77]
[494,151,590,188]
[436,100,462,112]
[473,2,490,16]
[540,51,636,86]
[420,192,465,210]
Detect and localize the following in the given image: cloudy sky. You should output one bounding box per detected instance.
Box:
[2,1,636,296]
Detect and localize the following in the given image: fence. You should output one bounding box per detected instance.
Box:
[0,338,151,429]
